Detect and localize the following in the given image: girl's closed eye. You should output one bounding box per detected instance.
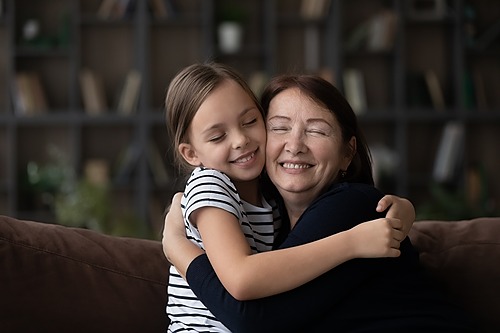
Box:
[243,118,257,127]
[208,133,226,142]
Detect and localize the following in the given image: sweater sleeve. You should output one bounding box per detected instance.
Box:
[185,183,389,333]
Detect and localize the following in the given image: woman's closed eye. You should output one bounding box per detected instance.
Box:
[269,126,289,133]
[306,128,328,136]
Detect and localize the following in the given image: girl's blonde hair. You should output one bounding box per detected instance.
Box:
[165,62,263,175]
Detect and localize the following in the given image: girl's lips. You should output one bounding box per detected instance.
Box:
[231,148,258,164]
[233,152,255,163]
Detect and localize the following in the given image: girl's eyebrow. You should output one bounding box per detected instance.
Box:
[240,106,258,116]
[202,106,258,133]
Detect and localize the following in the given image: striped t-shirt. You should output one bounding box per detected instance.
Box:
[167,167,281,332]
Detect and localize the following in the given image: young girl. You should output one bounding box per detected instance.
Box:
[164,63,413,332]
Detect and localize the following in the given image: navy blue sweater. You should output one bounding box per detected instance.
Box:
[186,183,475,333]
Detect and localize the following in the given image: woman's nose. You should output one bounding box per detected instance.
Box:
[285,130,306,155]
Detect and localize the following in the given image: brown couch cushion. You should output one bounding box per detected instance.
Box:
[0,215,170,333]
[409,217,500,333]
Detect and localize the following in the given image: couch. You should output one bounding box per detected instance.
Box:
[1,214,499,333]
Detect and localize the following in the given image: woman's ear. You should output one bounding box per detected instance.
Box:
[179,143,200,166]
[342,136,357,170]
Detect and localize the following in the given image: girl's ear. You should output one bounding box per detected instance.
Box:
[179,143,200,166]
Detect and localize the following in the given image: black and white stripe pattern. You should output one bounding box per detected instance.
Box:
[167,167,280,332]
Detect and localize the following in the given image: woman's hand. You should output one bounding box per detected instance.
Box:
[376,195,415,239]
[162,192,204,278]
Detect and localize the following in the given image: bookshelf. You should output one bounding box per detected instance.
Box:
[0,0,498,237]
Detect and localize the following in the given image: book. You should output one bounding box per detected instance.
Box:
[13,73,32,114]
[300,0,330,20]
[29,73,49,113]
[117,69,142,115]
[13,72,48,115]
[424,70,446,112]
[345,9,397,52]
[343,69,367,114]
[97,0,135,19]
[432,122,464,183]
[97,0,118,19]
[366,10,398,52]
[79,68,108,115]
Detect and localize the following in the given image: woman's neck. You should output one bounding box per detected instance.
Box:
[281,193,315,229]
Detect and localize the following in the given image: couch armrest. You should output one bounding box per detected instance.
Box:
[409,217,500,333]
[0,215,170,333]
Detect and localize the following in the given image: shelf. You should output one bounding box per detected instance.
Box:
[0,0,499,233]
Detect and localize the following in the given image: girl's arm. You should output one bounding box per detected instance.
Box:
[376,194,415,238]
[163,193,408,300]
[162,193,204,279]
[194,205,402,300]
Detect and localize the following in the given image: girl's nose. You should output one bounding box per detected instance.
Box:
[232,130,250,149]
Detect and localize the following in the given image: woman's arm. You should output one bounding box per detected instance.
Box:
[163,192,408,300]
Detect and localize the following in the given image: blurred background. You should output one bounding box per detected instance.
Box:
[0,0,498,239]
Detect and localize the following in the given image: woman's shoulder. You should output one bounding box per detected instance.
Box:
[327,182,383,199]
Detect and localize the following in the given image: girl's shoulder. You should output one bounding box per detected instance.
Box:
[185,167,238,196]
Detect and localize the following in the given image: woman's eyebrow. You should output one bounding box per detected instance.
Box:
[306,118,333,127]
[267,115,290,121]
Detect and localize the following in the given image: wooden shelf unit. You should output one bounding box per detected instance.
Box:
[0,0,498,236]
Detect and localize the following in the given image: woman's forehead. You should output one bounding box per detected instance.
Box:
[268,89,335,122]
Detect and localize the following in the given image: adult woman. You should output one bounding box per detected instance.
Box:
[164,74,474,332]
[165,63,415,332]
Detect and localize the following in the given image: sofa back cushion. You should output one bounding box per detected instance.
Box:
[410,217,500,333]
[0,215,170,333]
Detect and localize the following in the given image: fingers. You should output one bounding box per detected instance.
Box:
[387,217,403,230]
[387,248,401,258]
[173,191,183,200]
[376,195,395,212]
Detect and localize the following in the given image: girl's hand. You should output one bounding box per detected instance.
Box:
[349,218,404,258]
[376,195,415,239]
[162,192,204,278]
